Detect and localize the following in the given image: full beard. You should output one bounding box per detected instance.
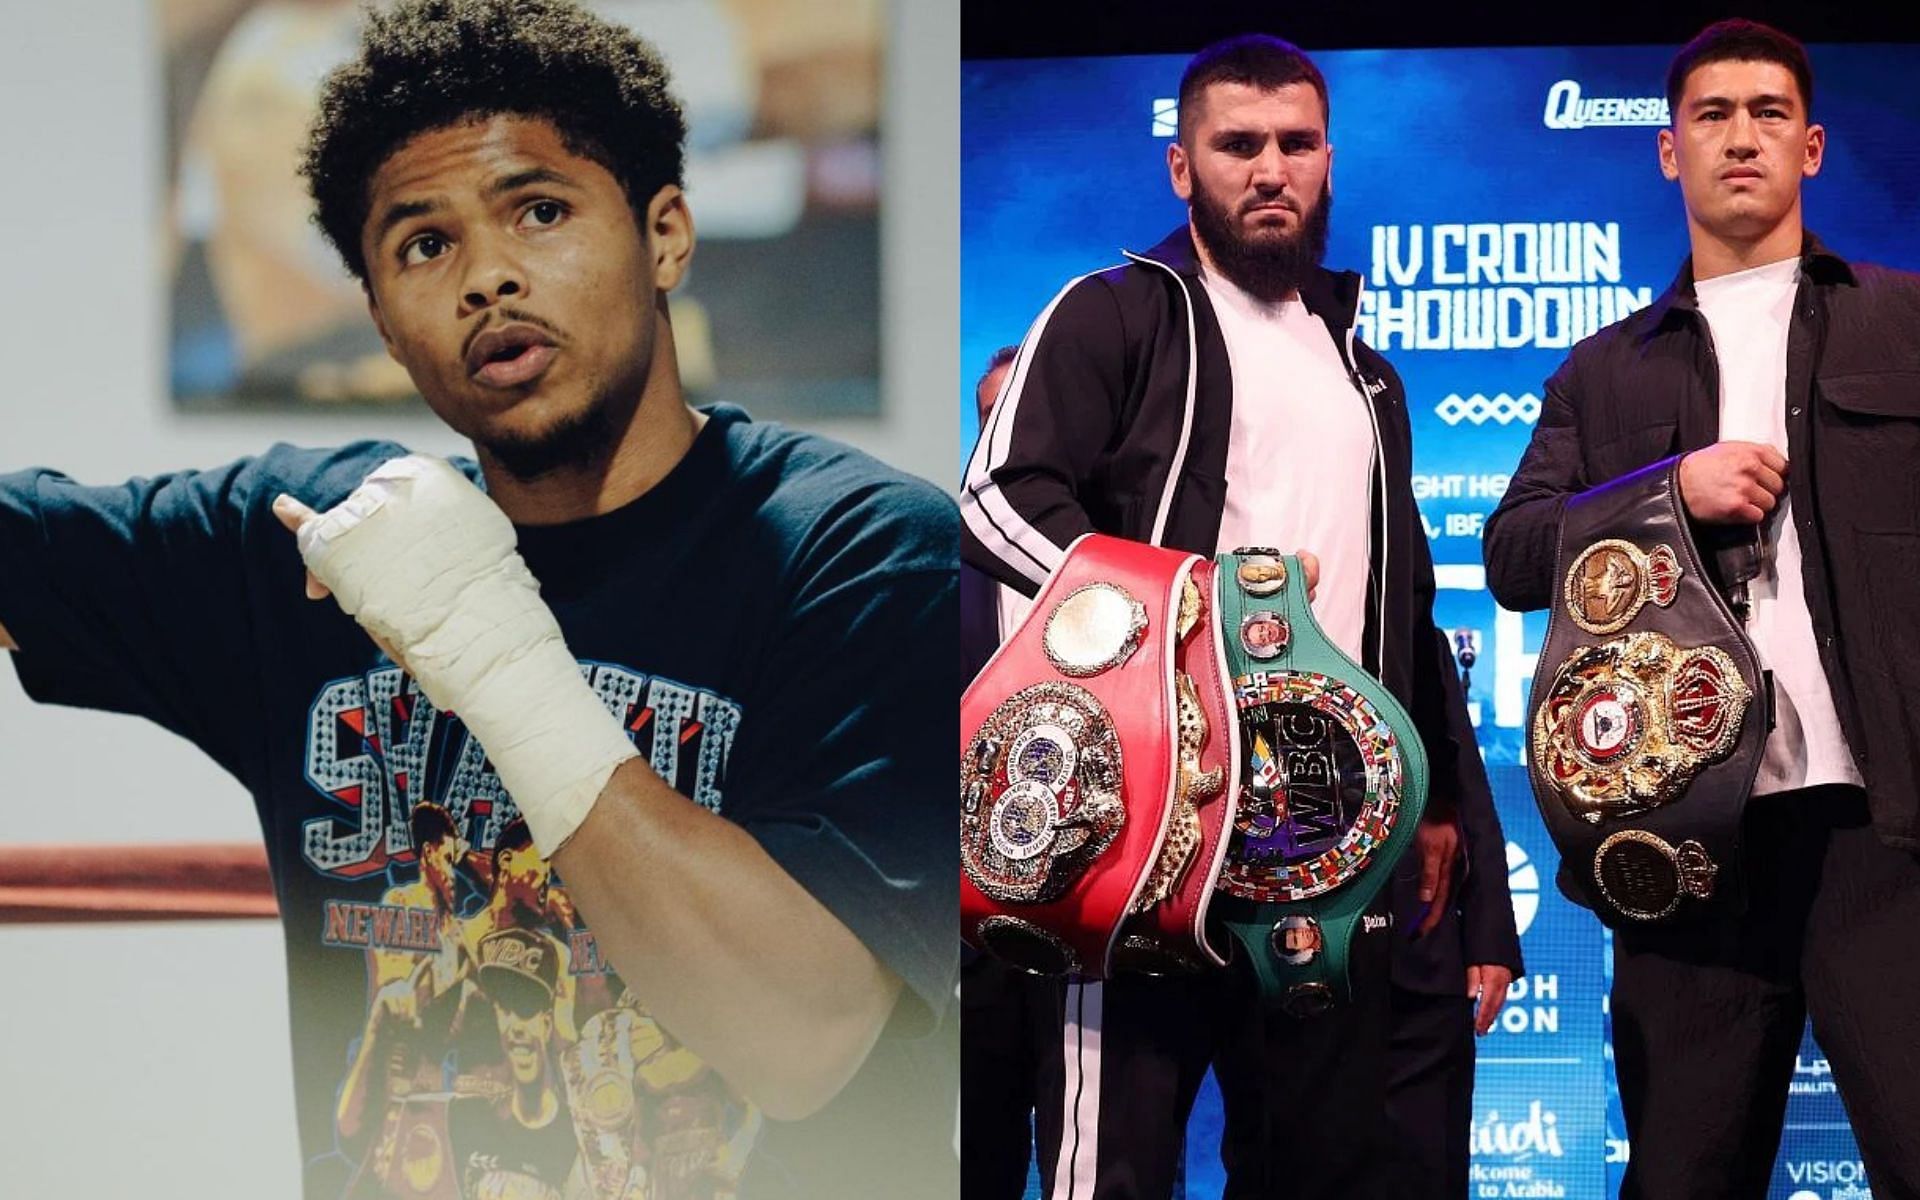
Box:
[1189,175,1332,303]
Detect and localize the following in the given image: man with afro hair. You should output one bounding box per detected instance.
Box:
[0,2,958,1197]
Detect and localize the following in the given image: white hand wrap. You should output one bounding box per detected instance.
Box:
[294,455,639,856]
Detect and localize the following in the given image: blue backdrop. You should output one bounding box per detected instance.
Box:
[962,42,1920,1200]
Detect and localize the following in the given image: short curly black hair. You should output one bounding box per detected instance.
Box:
[301,0,687,283]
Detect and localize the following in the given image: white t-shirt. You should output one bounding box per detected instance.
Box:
[1695,256,1863,794]
[1204,269,1375,663]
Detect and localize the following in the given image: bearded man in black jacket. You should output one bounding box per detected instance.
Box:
[960,33,1512,1200]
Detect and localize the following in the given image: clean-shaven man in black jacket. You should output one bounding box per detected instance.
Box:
[1483,20,1920,1199]
[961,34,1484,1200]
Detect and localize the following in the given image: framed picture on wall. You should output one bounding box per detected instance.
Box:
[161,0,881,417]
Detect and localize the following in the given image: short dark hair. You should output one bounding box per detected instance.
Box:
[410,802,458,851]
[1177,34,1329,144]
[981,345,1018,381]
[302,0,688,283]
[1666,19,1814,119]
[492,816,535,873]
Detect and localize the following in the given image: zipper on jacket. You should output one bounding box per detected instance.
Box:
[1123,250,1203,549]
[1337,299,1391,679]
[1134,247,1391,675]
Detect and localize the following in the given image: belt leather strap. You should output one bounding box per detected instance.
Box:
[1211,551,1430,1014]
[1110,555,1243,974]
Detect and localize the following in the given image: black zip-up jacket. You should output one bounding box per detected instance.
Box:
[960,227,1450,735]
[959,226,1520,989]
[1484,233,1920,852]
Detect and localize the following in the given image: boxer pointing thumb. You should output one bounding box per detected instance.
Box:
[273,455,638,856]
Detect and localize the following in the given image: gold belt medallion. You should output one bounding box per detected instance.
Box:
[1044,582,1149,677]
[962,682,1126,904]
[1593,829,1719,920]
[1532,631,1751,824]
[1133,578,1223,913]
[1564,539,1682,635]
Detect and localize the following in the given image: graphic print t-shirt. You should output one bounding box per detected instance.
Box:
[0,406,959,1200]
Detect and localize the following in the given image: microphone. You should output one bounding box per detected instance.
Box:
[1453,627,1477,690]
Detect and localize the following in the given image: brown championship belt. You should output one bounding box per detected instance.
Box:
[960,534,1239,976]
[1526,458,1769,925]
[344,1092,461,1200]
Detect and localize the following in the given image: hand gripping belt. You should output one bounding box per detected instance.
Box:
[959,534,1241,977]
[1526,458,1769,926]
[1211,550,1429,1016]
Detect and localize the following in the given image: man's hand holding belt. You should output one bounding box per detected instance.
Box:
[1678,441,1787,525]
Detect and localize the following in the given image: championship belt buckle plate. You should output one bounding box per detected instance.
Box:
[1533,633,1752,825]
[1593,829,1719,921]
[1220,670,1404,903]
[962,681,1126,905]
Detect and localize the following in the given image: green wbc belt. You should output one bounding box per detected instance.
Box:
[1212,550,1429,1016]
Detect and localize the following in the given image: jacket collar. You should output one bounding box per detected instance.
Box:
[1637,230,1856,341]
[1129,224,1366,331]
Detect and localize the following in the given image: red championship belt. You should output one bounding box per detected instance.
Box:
[1111,555,1242,974]
[961,534,1238,976]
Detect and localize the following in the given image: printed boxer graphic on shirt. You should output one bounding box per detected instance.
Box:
[305,660,757,1200]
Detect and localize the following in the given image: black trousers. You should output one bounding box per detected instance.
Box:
[962,953,1060,1200]
[1612,784,1920,1200]
[1384,988,1476,1199]
[1031,902,1395,1200]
